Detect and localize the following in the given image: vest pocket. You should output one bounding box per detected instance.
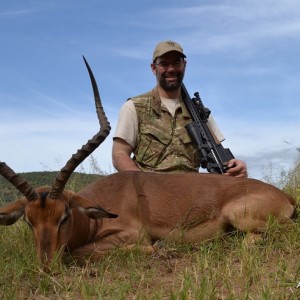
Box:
[178,126,201,167]
[135,127,170,168]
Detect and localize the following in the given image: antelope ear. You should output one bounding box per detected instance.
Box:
[78,206,118,219]
[68,191,118,219]
[0,198,27,225]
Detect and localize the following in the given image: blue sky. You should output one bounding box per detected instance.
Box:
[0,0,299,180]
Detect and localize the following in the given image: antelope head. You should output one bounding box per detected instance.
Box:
[0,57,117,267]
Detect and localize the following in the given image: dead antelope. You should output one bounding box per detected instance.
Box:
[0,59,296,268]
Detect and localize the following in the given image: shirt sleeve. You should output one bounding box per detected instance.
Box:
[207,115,225,142]
[113,100,138,148]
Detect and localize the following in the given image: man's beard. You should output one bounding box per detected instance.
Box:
[157,71,185,92]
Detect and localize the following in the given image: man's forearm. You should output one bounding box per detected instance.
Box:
[112,138,141,172]
[112,153,141,172]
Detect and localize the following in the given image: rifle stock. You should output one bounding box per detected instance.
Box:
[181,83,234,174]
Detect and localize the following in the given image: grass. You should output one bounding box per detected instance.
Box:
[0,155,300,299]
[0,215,299,300]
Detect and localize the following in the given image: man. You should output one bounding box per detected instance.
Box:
[112,40,247,177]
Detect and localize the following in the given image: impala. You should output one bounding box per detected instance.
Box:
[0,58,296,268]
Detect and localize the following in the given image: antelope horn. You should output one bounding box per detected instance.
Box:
[0,161,38,201]
[50,56,111,199]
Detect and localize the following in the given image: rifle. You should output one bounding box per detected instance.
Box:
[181,83,234,174]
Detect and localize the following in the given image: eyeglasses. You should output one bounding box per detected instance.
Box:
[155,61,184,69]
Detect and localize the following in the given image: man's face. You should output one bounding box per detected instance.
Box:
[151,51,186,92]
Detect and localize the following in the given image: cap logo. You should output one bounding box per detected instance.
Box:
[167,41,175,46]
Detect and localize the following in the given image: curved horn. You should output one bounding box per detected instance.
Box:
[50,56,111,199]
[0,161,38,201]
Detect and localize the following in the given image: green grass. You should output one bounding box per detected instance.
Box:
[0,215,299,300]
[1,155,300,299]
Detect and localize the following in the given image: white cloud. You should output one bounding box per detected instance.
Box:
[219,117,299,179]
[0,116,116,174]
[0,9,37,18]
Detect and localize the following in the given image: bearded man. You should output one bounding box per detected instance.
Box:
[112,40,247,177]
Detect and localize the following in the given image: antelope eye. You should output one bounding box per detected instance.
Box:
[23,217,33,229]
[59,212,71,227]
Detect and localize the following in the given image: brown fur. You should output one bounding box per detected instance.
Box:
[1,171,294,266]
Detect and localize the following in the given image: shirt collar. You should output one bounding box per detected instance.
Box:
[151,87,191,119]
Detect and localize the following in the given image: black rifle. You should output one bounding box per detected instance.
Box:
[181,83,234,174]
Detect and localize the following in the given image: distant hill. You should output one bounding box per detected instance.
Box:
[0,171,105,204]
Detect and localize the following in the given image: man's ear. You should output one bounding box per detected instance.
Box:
[151,63,157,75]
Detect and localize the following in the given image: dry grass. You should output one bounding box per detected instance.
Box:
[0,214,299,300]
[1,155,300,299]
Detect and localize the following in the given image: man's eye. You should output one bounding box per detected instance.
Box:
[173,62,182,67]
[156,61,183,69]
[159,62,168,68]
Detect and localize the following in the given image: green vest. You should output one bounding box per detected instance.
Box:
[131,88,200,173]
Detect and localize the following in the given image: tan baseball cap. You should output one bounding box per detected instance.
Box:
[152,40,186,61]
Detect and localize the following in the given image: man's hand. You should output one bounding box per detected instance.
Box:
[224,159,248,178]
